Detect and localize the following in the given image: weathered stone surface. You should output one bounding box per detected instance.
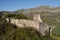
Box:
[10,19,40,31]
[5,14,54,36]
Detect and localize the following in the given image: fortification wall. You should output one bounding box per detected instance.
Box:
[5,13,54,36]
[10,19,40,31]
[6,18,54,36]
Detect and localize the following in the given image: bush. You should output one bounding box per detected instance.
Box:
[3,13,28,19]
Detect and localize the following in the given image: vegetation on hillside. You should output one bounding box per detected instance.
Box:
[0,13,54,40]
[0,20,53,40]
[3,13,28,19]
[41,12,60,40]
[0,11,60,40]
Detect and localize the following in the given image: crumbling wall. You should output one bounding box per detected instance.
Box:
[5,13,54,36]
[10,19,40,31]
[33,14,43,23]
[6,18,52,36]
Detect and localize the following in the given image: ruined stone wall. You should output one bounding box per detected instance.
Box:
[33,14,43,23]
[6,18,53,36]
[5,14,54,36]
[10,19,40,31]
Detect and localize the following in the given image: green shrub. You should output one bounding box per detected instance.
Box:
[3,13,28,19]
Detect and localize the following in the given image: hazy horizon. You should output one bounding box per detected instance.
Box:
[0,0,60,11]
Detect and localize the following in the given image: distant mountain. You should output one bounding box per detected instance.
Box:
[0,6,60,14]
[1,6,60,20]
[12,6,60,14]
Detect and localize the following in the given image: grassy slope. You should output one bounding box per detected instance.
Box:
[41,12,60,40]
[50,34,60,40]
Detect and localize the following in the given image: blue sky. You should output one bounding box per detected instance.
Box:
[0,0,60,11]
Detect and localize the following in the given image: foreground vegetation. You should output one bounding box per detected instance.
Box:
[0,21,53,40]
[0,13,54,40]
[41,12,60,40]
[0,12,60,40]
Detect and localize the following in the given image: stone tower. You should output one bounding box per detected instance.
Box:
[33,13,43,23]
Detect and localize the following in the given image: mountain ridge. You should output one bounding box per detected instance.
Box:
[0,6,60,14]
[12,6,60,14]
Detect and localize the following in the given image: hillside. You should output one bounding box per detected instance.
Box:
[0,6,60,40]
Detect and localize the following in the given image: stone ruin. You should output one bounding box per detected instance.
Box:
[5,13,54,36]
